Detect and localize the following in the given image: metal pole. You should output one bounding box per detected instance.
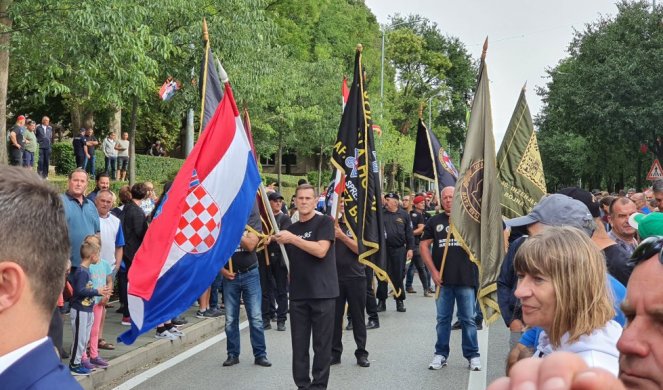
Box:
[185,109,194,157]
[428,97,432,131]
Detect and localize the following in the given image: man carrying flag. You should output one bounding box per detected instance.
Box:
[118,22,262,345]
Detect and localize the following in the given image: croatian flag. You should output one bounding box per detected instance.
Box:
[119,82,261,344]
[159,79,179,101]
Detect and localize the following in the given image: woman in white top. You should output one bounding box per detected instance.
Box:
[514,226,621,375]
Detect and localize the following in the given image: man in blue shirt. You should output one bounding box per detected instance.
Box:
[61,168,100,272]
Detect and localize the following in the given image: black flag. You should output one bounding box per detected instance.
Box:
[330,45,387,279]
[413,118,458,189]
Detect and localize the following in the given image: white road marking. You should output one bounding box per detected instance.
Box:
[114,320,249,390]
[467,324,489,390]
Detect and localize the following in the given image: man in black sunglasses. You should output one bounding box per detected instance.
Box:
[488,238,663,390]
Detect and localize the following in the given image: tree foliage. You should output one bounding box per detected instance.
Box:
[537,1,663,191]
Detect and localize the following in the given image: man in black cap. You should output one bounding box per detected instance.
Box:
[259,191,291,331]
[376,192,414,313]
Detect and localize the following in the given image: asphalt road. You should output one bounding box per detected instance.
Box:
[119,279,510,390]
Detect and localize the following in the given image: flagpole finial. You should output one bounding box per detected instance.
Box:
[356,43,363,53]
[418,102,424,119]
[522,81,527,92]
[481,37,488,61]
[202,18,209,42]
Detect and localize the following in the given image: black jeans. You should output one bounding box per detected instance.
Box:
[118,270,130,317]
[348,267,379,324]
[290,298,335,390]
[377,246,406,301]
[332,278,368,360]
[258,251,277,321]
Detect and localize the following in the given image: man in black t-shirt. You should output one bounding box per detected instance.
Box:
[221,204,272,368]
[420,186,481,371]
[405,194,433,296]
[83,128,99,178]
[274,184,338,390]
[331,203,370,368]
[7,115,26,166]
[259,191,292,331]
[377,192,414,313]
[72,128,87,168]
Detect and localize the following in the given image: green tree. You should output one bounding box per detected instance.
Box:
[537,1,663,191]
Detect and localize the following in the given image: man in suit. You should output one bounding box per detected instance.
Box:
[0,166,81,388]
[35,116,53,178]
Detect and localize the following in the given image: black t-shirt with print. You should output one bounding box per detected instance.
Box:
[335,222,365,281]
[285,213,338,300]
[228,203,262,271]
[409,209,426,246]
[421,212,477,287]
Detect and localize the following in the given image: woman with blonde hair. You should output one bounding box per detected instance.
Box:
[514,226,621,375]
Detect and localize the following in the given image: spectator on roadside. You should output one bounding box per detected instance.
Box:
[80,234,114,370]
[140,181,158,216]
[102,132,118,180]
[61,168,100,273]
[68,235,110,376]
[608,197,638,257]
[7,115,26,166]
[0,166,81,389]
[22,119,38,169]
[87,173,111,203]
[36,116,53,178]
[115,132,130,181]
[73,128,87,168]
[149,140,166,157]
[83,128,99,179]
[118,183,149,326]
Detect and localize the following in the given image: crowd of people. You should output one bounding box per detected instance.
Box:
[5,154,663,389]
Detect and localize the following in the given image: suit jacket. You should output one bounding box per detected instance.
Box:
[0,338,82,390]
[35,125,52,150]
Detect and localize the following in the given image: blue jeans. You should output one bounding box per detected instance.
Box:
[83,154,96,177]
[104,156,117,179]
[209,272,223,309]
[435,285,479,359]
[222,266,266,358]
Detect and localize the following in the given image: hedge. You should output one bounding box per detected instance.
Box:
[51,141,183,185]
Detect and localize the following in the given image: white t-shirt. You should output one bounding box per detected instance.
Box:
[116,139,129,157]
[100,213,123,268]
[536,320,622,376]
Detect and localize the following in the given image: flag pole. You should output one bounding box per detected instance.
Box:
[420,103,441,201]
[198,19,210,136]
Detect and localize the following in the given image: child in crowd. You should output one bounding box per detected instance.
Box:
[69,235,111,376]
[81,239,115,369]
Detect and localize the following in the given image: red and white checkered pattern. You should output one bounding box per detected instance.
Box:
[174,185,221,254]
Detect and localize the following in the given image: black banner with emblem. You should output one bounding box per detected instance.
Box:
[413,118,458,189]
[330,45,387,277]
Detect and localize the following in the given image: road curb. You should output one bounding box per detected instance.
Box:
[76,316,225,390]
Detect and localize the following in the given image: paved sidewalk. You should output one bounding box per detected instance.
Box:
[60,302,234,389]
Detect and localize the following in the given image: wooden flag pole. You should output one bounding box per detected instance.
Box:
[435,221,453,299]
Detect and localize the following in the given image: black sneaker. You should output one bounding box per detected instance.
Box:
[263,322,272,330]
[277,321,286,331]
[452,320,461,330]
[171,316,188,326]
[345,322,353,331]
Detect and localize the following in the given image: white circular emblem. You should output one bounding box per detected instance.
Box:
[435,224,444,232]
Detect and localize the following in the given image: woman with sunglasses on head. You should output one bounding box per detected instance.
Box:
[514,226,622,375]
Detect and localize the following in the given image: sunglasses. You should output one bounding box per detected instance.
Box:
[629,236,663,267]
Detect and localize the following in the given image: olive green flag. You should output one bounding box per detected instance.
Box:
[497,87,546,219]
[450,40,504,324]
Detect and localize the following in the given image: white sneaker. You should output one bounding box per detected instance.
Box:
[469,357,482,371]
[168,327,184,337]
[155,330,178,340]
[428,354,447,370]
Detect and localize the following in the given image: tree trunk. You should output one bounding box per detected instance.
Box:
[109,106,121,136]
[277,132,283,189]
[0,0,13,164]
[70,101,82,133]
[83,111,95,130]
[128,97,138,185]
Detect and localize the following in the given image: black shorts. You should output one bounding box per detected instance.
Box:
[118,156,129,170]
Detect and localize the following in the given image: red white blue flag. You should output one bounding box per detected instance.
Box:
[159,78,179,101]
[118,82,261,344]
